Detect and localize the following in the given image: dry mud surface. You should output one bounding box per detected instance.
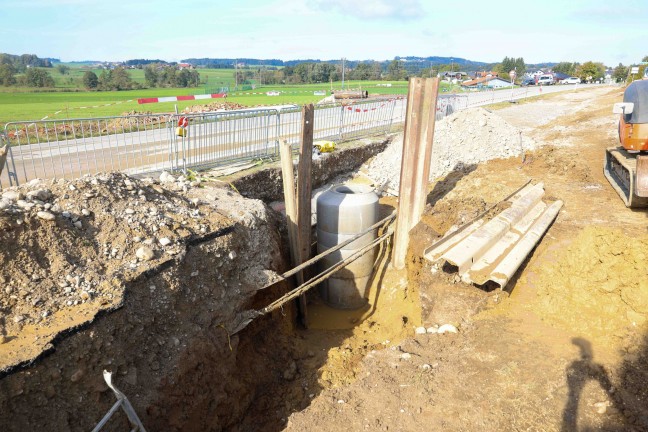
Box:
[3,86,648,432]
[285,86,648,431]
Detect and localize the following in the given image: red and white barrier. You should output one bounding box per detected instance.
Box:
[137,93,227,104]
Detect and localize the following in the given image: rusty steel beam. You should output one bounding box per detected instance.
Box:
[392,78,440,269]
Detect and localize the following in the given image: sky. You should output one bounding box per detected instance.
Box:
[1,0,647,66]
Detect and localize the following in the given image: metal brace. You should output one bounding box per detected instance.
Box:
[91,370,147,432]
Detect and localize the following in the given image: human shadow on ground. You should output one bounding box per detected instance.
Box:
[592,331,648,431]
[561,337,616,432]
[561,334,648,432]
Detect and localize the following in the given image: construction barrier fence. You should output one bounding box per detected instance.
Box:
[0,98,406,187]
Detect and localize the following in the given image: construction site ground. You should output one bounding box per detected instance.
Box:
[2,85,648,432]
[284,86,648,432]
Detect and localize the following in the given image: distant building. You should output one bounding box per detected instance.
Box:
[552,72,570,83]
[178,63,194,70]
[443,71,467,81]
[473,71,499,79]
[462,76,513,89]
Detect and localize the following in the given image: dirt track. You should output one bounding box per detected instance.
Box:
[284,86,648,431]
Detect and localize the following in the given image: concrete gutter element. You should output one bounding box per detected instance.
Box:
[424,183,562,289]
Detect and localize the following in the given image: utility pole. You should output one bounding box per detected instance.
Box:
[341,57,346,90]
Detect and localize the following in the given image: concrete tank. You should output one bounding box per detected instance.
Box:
[316,184,379,309]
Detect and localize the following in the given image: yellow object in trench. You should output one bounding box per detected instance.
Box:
[314,140,336,153]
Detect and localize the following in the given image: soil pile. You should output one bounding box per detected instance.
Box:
[532,226,648,335]
[181,101,246,113]
[0,171,280,372]
[362,107,536,193]
[0,170,289,431]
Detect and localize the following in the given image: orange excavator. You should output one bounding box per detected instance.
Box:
[604,75,648,207]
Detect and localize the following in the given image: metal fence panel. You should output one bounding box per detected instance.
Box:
[0,84,604,188]
[172,108,281,172]
[1,97,408,186]
[340,98,403,140]
[3,114,175,185]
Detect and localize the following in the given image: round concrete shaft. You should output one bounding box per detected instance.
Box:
[316,184,379,309]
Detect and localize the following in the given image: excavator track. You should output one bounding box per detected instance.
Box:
[604,147,648,208]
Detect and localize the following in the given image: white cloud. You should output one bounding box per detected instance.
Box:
[308,0,424,20]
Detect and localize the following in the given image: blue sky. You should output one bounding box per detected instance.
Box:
[1,0,646,66]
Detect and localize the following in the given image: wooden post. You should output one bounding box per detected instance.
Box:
[392,78,440,269]
[295,104,314,326]
[279,140,309,327]
[279,141,299,268]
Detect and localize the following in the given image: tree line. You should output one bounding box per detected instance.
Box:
[80,65,200,91]
[234,60,414,85]
[143,64,200,88]
[551,58,648,83]
[0,53,52,71]
[0,53,55,87]
[2,52,648,90]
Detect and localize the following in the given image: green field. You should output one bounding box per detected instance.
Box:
[0,66,462,124]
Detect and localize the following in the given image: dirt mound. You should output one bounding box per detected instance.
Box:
[362,107,536,193]
[522,145,594,183]
[0,170,291,431]
[181,101,246,113]
[531,226,648,336]
[0,171,280,372]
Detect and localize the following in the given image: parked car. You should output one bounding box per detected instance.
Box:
[521,78,536,86]
[563,77,581,84]
[537,75,554,85]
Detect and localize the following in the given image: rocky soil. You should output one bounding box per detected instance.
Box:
[362,107,537,194]
[0,169,291,431]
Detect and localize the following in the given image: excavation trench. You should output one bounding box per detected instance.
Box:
[0,135,420,431]
[0,107,544,430]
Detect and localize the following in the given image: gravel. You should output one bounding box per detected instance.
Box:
[361,107,537,194]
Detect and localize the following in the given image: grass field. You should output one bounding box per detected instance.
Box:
[0,66,462,124]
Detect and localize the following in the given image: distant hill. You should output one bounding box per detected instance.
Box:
[526,62,558,70]
[10,53,561,73]
[395,55,488,66]
[179,56,500,73]
[124,59,171,66]
[181,58,285,68]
